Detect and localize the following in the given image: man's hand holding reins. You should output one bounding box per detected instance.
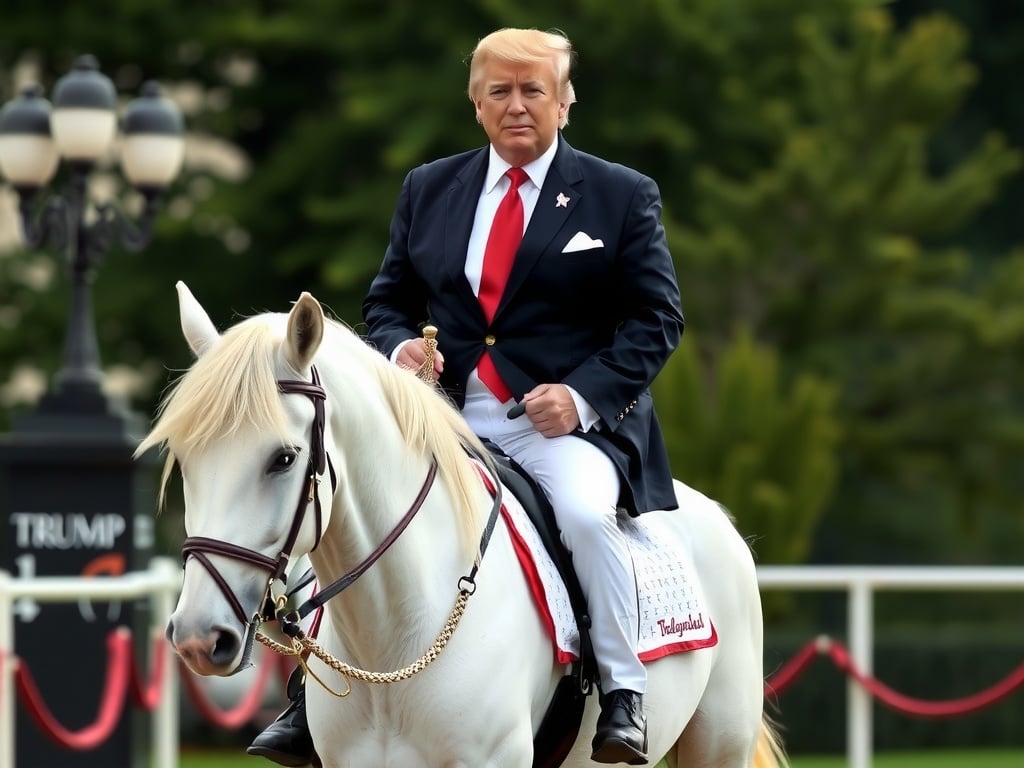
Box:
[519,383,580,438]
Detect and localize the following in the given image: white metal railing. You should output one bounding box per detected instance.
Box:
[2,561,1023,768]
[756,566,1024,768]
[0,556,181,768]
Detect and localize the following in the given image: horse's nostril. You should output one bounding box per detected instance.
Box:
[209,627,242,666]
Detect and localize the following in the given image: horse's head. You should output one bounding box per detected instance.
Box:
[140,282,334,675]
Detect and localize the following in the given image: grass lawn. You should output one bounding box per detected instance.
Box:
[178,748,1024,767]
[788,751,1024,768]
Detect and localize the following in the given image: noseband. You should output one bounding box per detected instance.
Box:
[180,367,336,630]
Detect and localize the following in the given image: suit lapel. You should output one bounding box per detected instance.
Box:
[445,149,489,319]
[497,136,582,318]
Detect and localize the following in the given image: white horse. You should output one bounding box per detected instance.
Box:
[140,282,786,768]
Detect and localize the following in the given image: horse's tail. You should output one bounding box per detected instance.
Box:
[750,714,788,768]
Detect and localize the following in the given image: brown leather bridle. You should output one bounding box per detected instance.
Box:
[177,364,501,671]
[179,367,337,641]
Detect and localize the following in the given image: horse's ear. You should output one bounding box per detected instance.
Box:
[285,292,324,371]
[176,281,220,358]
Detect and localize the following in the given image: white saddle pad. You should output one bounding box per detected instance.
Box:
[498,481,717,664]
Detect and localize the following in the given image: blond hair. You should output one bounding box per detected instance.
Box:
[467,28,577,128]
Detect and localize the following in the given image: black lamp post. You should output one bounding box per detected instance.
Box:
[0,53,184,414]
[0,55,182,768]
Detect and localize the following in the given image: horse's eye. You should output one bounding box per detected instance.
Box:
[269,448,301,474]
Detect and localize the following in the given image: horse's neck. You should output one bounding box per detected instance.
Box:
[308,414,472,668]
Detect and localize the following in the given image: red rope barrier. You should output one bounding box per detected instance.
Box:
[9,624,1024,754]
[12,624,281,742]
[179,646,281,729]
[15,628,132,750]
[764,635,1024,719]
[130,633,168,711]
[765,636,828,697]
[826,640,1024,718]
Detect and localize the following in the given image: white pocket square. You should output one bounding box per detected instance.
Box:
[562,231,604,253]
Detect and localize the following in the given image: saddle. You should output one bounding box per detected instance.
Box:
[481,440,596,768]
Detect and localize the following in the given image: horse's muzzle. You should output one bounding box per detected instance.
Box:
[166,615,248,676]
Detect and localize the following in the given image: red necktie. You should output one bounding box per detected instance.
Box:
[477,167,527,402]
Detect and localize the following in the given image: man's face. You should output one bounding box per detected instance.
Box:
[473,57,569,167]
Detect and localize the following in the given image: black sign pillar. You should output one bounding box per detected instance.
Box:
[0,53,183,767]
[0,391,157,768]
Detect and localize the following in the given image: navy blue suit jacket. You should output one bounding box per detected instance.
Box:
[363,135,684,514]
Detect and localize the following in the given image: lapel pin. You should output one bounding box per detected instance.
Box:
[555,192,570,208]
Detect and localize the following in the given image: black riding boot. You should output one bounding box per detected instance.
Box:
[591,688,648,765]
[247,668,315,767]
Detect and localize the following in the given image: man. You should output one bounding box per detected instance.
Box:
[250,27,683,767]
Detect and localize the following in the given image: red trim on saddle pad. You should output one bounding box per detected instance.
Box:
[501,506,577,665]
[477,464,718,663]
[638,623,719,662]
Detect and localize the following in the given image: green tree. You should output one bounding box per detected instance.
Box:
[1,0,1021,570]
[892,0,1024,260]
[666,7,1023,563]
[654,332,840,566]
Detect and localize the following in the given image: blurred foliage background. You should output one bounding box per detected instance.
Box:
[3,0,1024,753]
[1,1,1022,571]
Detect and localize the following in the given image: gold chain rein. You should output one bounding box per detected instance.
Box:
[256,589,471,691]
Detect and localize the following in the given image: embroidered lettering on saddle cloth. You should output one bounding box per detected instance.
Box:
[499,487,717,664]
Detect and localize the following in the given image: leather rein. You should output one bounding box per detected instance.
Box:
[178,364,504,660]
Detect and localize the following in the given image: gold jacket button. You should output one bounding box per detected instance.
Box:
[484,334,496,346]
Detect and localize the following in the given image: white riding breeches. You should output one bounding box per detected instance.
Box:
[462,391,647,694]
